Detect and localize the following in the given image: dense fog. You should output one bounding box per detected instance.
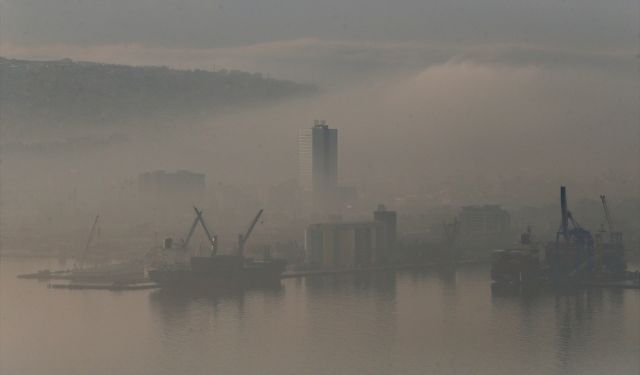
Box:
[1,3,639,374]
[1,0,638,256]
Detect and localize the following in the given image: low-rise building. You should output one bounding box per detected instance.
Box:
[305,206,397,268]
[459,205,510,235]
[138,170,205,197]
[305,221,382,268]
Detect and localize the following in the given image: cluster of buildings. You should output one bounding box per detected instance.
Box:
[458,205,510,237]
[297,122,401,268]
[136,120,513,269]
[138,170,205,198]
[296,121,513,266]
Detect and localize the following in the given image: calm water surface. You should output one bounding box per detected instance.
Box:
[1,257,638,375]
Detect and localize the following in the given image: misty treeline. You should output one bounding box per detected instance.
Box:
[0,57,317,133]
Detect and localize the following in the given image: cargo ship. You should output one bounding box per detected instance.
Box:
[490,227,541,284]
[148,207,286,289]
[149,255,286,288]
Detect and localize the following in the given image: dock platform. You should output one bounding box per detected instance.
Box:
[49,282,160,291]
[17,270,72,280]
[578,280,640,289]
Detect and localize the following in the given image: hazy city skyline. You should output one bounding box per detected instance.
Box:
[1,2,639,375]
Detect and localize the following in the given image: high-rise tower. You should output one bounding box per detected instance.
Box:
[298,120,338,194]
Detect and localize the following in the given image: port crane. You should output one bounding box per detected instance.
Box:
[77,214,100,269]
[595,194,626,273]
[182,206,217,255]
[557,187,591,244]
[238,209,264,258]
[551,186,595,280]
[491,186,633,286]
[599,195,623,243]
[555,189,626,279]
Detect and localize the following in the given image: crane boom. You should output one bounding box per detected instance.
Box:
[180,207,217,254]
[183,216,200,249]
[560,186,569,240]
[238,209,264,257]
[79,214,100,268]
[600,195,614,233]
[193,206,217,253]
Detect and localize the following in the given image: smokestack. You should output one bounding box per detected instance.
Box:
[560,186,568,237]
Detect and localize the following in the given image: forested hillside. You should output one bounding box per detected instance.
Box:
[0,57,316,131]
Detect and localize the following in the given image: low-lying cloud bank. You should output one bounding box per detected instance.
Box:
[1,39,637,212]
[2,38,635,85]
[185,59,636,204]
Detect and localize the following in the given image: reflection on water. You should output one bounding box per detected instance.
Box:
[148,283,285,332]
[489,279,638,375]
[1,258,639,375]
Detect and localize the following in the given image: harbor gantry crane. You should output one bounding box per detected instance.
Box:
[238,209,264,258]
[599,195,622,243]
[552,186,595,280]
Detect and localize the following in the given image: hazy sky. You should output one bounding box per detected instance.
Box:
[2,0,638,48]
[2,0,638,83]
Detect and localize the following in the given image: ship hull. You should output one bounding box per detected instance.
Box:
[149,256,286,289]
